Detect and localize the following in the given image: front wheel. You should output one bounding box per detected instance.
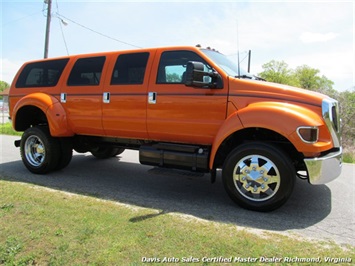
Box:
[222,142,295,212]
[20,126,61,174]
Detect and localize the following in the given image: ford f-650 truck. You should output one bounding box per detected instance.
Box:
[8,46,342,211]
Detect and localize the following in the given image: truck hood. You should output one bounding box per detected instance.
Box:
[229,77,327,109]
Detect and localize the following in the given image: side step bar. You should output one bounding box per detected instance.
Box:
[139,143,210,172]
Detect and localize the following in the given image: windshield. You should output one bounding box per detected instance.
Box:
[201,49,249,77]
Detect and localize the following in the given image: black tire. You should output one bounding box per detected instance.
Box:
[114,148,125,156]
[54,138,73,170]
[91,147,123,159]
[222,142,295,212]
[20,126,61,174]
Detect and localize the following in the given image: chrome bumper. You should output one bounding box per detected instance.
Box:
[304,148,342,185]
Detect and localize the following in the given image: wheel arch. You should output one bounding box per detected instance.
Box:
[212,127,303,170]
[209,101,324,170]
[12,93,74,136]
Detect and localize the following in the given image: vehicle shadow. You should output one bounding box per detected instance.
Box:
[0,153,331,232]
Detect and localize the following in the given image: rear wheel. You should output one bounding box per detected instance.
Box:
[54,138,73,170]
[20,126,60,174]
[91,147,124,159]
[222,142,295,212]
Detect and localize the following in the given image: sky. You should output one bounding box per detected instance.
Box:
[1,0,354,91]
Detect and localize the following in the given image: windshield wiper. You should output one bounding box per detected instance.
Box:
[235,74,266,81]
[235,74,253,79]
[253,75,266,81]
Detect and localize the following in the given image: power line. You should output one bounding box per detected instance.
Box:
[1,11,42,27]
[56,13,142,49]
[55,0,69,55]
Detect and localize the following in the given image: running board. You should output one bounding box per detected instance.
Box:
[139,144,210,172]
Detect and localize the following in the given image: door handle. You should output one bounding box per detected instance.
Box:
[148,92,156,104]
[103,92,110,103]
[60,93,67,103]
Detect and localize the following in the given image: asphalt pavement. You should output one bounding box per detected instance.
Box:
[1,135,354,247]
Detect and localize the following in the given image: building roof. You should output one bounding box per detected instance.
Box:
[0,88,9,96]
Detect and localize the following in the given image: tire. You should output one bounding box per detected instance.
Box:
[222,142,295,212]
[91,147,124,159]
[114,148,125,156]
[20,126,61,174]
[54,138,73,170]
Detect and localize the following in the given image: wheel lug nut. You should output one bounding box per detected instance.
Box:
[252,167,256,170]
[260,170,264,174]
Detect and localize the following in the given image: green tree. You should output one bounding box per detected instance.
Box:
[338,88,355,149]
[0,80,10,93]
[258,60,299,86]
[166,73,181,83]
[0,81,10,100]
[294,65,335,93]
[293,65,320,90]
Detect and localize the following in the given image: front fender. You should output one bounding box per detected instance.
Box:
[238,101,323,136]
[13,93,74,137]
[209,101,330,169]
[209,108,244,169]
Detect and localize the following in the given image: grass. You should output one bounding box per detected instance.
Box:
[0,180,354,265]
[343,150,355,164]
[0,123,22,136]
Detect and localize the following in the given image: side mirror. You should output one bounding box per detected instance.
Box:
[185,61,223,89]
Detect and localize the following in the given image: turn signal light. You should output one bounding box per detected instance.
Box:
[297,127,319,143]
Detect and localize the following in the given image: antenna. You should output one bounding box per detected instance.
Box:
[236,19,241,77]
[248,50,251,73]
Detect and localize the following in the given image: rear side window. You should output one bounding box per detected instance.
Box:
[67,56,106,86]
[16,58,69,88]
[111,52,149,85]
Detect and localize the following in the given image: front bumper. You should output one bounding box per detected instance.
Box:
[304,148,342,185]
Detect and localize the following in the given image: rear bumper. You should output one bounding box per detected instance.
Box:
[304,148,342,185]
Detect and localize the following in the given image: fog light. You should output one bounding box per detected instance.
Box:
[297,127,319,143]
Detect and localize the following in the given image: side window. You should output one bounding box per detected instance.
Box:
[111,52,149,85]
[67,56,106,86]
[157,51,212,84]
[15,58,69,88]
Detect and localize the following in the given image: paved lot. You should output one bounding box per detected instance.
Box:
[0,135,354,246]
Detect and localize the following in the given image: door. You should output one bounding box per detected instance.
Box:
[61,56,107,136]
[102,51,154,139]
[147,50,228,145]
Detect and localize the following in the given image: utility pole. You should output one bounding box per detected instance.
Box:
[44,0,52,58]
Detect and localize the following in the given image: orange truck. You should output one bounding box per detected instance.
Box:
[8,46,342,211]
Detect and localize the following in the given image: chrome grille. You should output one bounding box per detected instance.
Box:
[322,98,341,147]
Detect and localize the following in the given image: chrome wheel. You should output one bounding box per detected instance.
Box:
[20,126,60,174]
[233,154,281,202]
[24,135,46,167]
[222,142,295,211]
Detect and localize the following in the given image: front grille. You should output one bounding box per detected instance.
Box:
[331,105,338,132]
[322,98,341,147]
